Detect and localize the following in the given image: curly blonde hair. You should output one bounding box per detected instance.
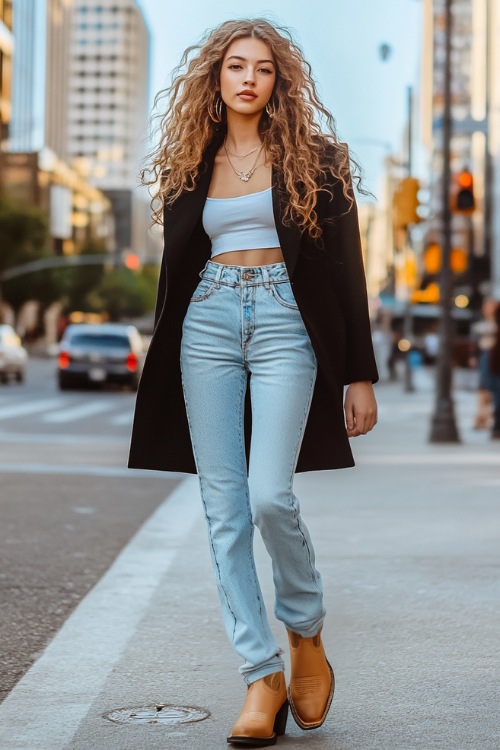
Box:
[143,19,362,238]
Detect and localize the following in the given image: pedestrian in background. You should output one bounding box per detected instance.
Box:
[488,304,500,439]
[129,18,378,746]
[469,298,498,429]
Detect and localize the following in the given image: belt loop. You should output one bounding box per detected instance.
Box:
[262,265,271,290]
[214,262,223,289]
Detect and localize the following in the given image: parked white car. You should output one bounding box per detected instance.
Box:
[0,325,28,384]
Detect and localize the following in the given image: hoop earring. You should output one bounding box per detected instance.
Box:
[209,95,223,123]
[265,99,276,118]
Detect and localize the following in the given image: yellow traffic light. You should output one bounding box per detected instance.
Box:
[410,282,440,304]
[424,243,441,274]
[393,177,421,228]
[450,247,467,273]
[423,244,468,274]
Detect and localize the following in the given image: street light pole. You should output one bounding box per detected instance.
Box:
[404,86,415,393]
[429,0,460,443]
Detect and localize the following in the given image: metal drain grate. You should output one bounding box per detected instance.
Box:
[104,704,210,725]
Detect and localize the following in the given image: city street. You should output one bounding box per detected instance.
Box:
[0,357,180,703]
[0,359,498,748]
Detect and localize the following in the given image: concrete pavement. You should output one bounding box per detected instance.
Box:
[0,370,499,749]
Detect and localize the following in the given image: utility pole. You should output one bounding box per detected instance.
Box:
[429,0,461,443]
[403,86,415,393]
[488,0,500,298]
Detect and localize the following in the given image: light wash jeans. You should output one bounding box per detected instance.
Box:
[180,260,325,684]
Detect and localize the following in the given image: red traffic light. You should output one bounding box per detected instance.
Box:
[451,170,475,215]
[457,171,473,188]
[124,253,140,270]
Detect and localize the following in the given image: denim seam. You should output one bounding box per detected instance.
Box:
[287,361,322,590]
[180,353,240,638]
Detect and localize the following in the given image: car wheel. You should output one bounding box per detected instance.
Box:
[15,370,25,384]
[0,372,8,384]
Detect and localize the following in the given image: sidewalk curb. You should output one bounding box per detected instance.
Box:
[0,476,200,750]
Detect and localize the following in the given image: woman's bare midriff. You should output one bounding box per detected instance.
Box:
[212,248,284,266]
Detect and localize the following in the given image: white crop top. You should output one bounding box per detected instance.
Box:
[202,187,280,258]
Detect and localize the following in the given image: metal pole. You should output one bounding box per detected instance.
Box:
[407,86,413,175]
[404,86,415,393]
[429,0,461,442]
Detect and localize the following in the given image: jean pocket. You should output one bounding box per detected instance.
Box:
[190,277,216,302]
[271,281,299,310]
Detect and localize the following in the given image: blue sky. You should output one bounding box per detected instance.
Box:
[137,0,423,196]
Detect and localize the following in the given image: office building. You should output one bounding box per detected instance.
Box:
[0,0,13,149]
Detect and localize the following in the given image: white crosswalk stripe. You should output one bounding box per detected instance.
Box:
[42,401,116,423]
[0,394,135,427]
[110,411,134,426]
[0,398,67,420]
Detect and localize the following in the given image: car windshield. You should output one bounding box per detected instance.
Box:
[70,333,129,348]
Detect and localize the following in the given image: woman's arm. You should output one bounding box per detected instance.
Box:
[320,155,379,436]
[321,167,379,386]
[344,380,378,436]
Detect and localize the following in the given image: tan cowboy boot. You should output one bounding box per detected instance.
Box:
[227,671,288,747]
[287,628,334,730]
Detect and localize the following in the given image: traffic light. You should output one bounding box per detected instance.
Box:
[123,252,140,270]
[450,170,475,215]
[393,177,421,228]
[423,243,468,275]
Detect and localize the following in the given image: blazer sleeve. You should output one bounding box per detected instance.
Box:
[153,205,168,328]
[322,172,379,385]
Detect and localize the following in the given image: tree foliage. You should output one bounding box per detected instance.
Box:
[0,192,158,322]
[57,239,107,313]
[0,192,60,313]
[87,266,158,321]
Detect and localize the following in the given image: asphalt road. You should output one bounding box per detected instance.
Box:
[0,357,181,703]
[1,366,498,749]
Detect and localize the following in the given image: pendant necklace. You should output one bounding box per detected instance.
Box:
[224,139,264,182]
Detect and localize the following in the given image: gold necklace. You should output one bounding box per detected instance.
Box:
[224,144,261,159]
[224,140,264,182]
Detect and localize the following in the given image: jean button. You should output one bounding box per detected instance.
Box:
[242,272,256,281]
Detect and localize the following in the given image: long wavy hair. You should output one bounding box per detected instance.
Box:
[143,19,364,238]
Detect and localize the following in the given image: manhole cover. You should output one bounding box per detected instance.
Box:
[104,704,210,725]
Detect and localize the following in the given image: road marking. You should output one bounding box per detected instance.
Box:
[0,462,185,478]
[0,431,129,445]
[359,453,499,465]
[42,400,115,423]
[0,475,201,749]
[110,410,134,425]
[0,398,67,420]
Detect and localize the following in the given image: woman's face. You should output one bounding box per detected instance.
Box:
[219,36,276,118]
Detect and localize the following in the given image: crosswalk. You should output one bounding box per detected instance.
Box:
[0,394,134,428]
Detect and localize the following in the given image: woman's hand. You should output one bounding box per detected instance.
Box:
[344,381,378,437]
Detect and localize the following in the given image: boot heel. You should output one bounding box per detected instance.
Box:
[273,699,289,736]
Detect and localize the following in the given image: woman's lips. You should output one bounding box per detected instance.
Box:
[238,93,257,101]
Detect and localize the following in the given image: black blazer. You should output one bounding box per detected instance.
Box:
[129,138,379,474]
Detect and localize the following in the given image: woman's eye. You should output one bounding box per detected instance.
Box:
[229,64,242,70]
[259,68,273,75]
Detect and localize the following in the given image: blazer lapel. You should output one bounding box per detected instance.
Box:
[272,166,302,278]
[163,137,221,260]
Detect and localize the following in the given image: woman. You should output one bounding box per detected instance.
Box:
[130,19,378,746]
[470,298,498,429]
[488,303,500,439]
